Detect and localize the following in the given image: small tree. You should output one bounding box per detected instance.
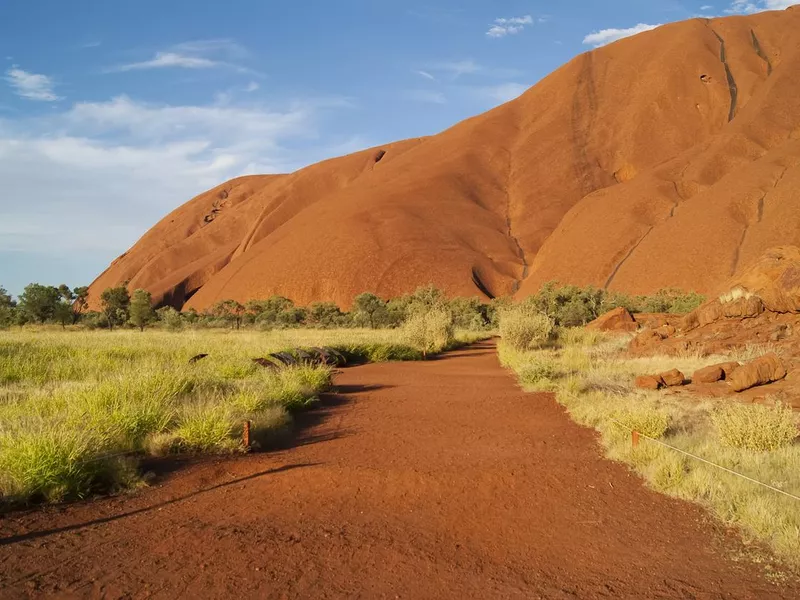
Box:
[72,286,90,323]
[129,289,156,332]
[351,293,389,329]
[307,301,346,328]
[0,286,16,329]
[100,285,130,331]
[402,306,454,358]
[156,306,183,331]
[18,283,61,323]
[211,299,245,329]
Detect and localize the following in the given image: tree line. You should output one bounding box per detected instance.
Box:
[0,281,705,332]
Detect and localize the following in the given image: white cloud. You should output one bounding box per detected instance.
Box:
[404,90,446,104]
[427,59,482,79]
[471,82,528,103]
[111,52,220,72]
[725,0,799,12]
[0,95,362,261]
[415,69,436,81]
[486,15,534,38]
[4,67,61,101]
[107,39,256,74]
[582,23,662,47]
[244,81,260,92]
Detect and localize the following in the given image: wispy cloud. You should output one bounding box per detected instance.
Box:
[111,52,220,72]
[415,69,436,81]
[470,82,528,103]
[107,39,257,74]
[486,15,534,38]
[4,67,61,101]
[426,59,482,79]
[725,0,799,13]
[582,23,662,47]
[404,90,446,104]
[0,94,360,263]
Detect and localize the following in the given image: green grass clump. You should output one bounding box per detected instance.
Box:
[712,403,799,452]
[0,426,121,502]
[173,403,239,453]
[612,406,671,439]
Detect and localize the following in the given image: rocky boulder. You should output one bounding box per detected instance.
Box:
[692,361,741,384]
[635,375,665,390]
[729,353,787,392]
[659,369,686,387]
[586,307,637,332]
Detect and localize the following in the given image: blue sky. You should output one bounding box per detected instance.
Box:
[0,0,795,296]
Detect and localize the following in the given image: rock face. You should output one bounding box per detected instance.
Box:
[729,353,787,392]
[88,9,800,311]
[586,307,637,332]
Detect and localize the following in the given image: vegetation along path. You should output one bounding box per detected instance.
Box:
[0,341,796,598]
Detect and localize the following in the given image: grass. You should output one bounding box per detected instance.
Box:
[0,327,486,506]
[498,328,800,568]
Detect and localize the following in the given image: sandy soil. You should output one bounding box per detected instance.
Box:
[0,342,796,599]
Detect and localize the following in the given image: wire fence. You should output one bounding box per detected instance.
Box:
[610,417,800,503]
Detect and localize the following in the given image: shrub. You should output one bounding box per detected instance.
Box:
[402,307,454,358]
[499,307,555,351]
[613,407,671,439]
[711,402,799,451]
[156,306,183,331]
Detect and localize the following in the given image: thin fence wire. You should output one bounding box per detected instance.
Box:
[610,418,800,503]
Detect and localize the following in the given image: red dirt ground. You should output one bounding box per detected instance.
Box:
[0,342,796,599]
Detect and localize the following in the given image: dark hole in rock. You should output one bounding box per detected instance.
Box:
[204,214,215,223]
[700,74,711,83]
[374,149,386,163]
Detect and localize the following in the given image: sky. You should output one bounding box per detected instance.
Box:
[0,0,797,297]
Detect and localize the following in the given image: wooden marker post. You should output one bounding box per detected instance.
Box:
[243,420,251,449]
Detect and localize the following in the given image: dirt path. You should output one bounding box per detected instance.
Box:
[0,341,796,599]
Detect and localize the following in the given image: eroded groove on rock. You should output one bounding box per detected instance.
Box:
[711,29,739,122]
[750,29,773,76]
[604,226,654,289]
[571,53,601,196]
[471,268,496,300]
[503,147,529,294]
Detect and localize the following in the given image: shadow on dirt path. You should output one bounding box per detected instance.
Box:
[0,341,796,598]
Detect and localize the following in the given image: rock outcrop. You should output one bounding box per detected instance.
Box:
[88,9,800,311]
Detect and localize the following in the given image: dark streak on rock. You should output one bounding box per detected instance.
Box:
[711,29,738,122]
[750,30,773,76]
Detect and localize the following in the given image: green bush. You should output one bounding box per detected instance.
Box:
[402,307,454,358]
[711,403,799,451]
[499,306,555,351]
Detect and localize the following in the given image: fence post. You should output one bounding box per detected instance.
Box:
[632,430,640,448]
[243,420,251,449]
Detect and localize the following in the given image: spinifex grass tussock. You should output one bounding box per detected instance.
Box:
[712,402,799,452]
[498,319,800,568]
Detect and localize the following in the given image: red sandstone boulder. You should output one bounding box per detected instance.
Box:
[692,365,724,383]
[635,375,665,390]
[659,369,686,387]
[586,307,637,333]
[729,353,787,392]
